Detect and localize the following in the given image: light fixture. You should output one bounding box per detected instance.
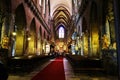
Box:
[12,32,16,36]
[27,37,31,40]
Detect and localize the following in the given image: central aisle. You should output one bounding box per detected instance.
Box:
[31,57,65,80]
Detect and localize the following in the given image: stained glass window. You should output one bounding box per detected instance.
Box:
[59,27,64,38]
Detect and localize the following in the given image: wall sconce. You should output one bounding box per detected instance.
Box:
[12,32,17,36]
[27,37,31,41]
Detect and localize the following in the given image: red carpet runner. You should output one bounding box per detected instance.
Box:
[31,57,65,80]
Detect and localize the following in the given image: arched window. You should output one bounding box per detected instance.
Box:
[43,0,46,14]
[39,0,42,6]
[59,27,64,38]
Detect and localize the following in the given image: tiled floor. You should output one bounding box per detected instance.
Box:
[8,58,118,80]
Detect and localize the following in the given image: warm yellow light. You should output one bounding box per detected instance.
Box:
[28,55,33,59]
[27,37,31,40]
[63,45,66,50]
[102,34,110,49]
[75,45,78,51]
[113,42,116,50]
[12,32,16,36]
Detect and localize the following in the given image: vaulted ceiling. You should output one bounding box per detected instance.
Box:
[50,0,72,17]
[50,0,72,31]
[53,6,71,30]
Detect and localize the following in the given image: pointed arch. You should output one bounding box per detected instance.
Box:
[28,18,37,55]
[52,6,71,39]
[56,23,66,31]
[58,26,65,38]
[15,4,26,28]
[53,6,71,26]
[13,3,27,56]
[53,6,71,19]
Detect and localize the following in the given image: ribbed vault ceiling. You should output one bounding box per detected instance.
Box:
[54,6,70,30]
[50,0,72,17]
[50,0,72,30]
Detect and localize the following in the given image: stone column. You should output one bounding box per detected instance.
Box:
[113,0,120,78]
[8,14,16,57]
[0,12,13,64]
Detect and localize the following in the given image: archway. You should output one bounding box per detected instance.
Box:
[28,18,36,55]
[52,6,70,53]
[14,4,26,56]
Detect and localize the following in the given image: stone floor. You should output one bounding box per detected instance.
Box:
[8,58,118,80]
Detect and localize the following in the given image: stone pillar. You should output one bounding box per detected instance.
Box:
[0,12,13,64]
[8,14,16,57]
[113,0,120,78]
[88,30,91,57]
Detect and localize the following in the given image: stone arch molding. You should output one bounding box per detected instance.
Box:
[12,3,27,56]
